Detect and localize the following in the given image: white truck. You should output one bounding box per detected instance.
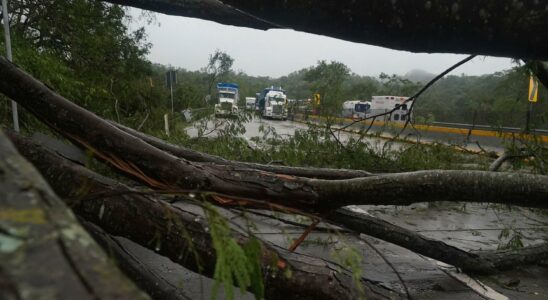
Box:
[262,90,288,120]
[342,100,371,119]
[245,97,256,110]
[369,95,413,122]
[214,83,239,117]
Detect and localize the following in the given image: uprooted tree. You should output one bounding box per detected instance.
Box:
[1,1,548,299]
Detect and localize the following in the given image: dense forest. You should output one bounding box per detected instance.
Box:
[1,0,546,133]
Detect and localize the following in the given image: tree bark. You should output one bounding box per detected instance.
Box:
[105,0,548,60]
[106,0,275,30]
[1,56,547,212]
[0,130,148,300]
[10,132,400,300]
[108,123,548,274]
[81,220,192,300]
[11,132,548,280]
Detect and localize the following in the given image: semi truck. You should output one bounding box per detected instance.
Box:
[256,86,288,120]
[263,90,288,120]
[214,83,239,117]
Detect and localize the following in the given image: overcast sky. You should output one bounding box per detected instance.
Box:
[130,8,515,78]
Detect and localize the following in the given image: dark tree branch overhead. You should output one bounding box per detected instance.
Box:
[105,0,548,60]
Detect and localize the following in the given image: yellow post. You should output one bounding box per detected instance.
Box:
[314,93,321,105]
[528,75,538,103]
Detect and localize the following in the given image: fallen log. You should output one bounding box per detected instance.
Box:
[10,132,400,300]
[110,122,548,274]
[11,132,548,279]
[81,220,192,300]
[0,130,148,300]
[1,56,547,212]
[106,0,548,60]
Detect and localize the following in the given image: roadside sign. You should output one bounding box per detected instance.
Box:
[166,70,177,89]
[528,75,538,103]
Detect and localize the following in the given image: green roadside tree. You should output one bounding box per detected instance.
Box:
[204,49,234,97]
[304,60,350,114]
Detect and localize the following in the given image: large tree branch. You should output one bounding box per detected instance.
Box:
[10,132,400,300]
[12,131,548,280]
[107,0,276,29]
[0,130,148,300]
[81,220,195,300]
[0,56,547,213]
[106,0,548,60]
[106,121,548,273]
[328,208,548,274]
[109,124,548,273]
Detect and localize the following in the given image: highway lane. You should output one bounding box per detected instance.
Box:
[186,115,520,154]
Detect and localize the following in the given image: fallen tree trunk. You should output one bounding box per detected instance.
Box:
[0,130,148,300]
[105,0,548,60]
[81,220,192,300]
[1,56,547,212]
[10,133,400,300]
[110,122,548,274]
[11,132,548,279]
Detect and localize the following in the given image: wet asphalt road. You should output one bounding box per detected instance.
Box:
[186,115,507,154]
[116,202,548,299]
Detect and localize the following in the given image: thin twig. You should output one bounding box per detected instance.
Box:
[136,112,149,131]
[288,218,321,252]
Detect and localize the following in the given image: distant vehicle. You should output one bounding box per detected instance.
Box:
[369,95,413,122]
[245,97,256,110]
[256,86,285,112]
[214,83,239,117]
[342,100,371,119]
[262,90,288,120]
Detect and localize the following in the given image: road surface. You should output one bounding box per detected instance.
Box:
[186,116,509,154]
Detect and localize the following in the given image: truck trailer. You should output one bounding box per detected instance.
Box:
[369,95,413,122]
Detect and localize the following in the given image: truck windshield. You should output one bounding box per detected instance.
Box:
[355,103,370,112]
[219,93,235,99]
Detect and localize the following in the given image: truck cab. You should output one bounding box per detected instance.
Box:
[214,83,239,117]
[262,91,288,120]
[245,97,256,110]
